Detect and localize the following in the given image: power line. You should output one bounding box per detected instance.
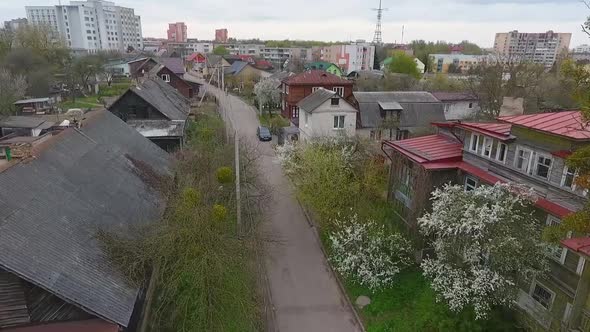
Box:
[371,0,388,45]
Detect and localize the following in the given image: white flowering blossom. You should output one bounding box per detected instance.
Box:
[329,214,413,291]
[418,183,549,319]
[275,140,299,174]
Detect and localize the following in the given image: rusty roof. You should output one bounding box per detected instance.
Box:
[282,70,352,85]
[383,134,463,164]
[499,111,590,140]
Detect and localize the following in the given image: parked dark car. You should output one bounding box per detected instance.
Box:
[257,126,272,141]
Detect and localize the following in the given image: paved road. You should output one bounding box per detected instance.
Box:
[189,76,360,332]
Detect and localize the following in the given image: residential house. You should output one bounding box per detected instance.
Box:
[297,88,358,141]
[0,116,54,138]
[353,91,446,141]
[129,57,157,78]
[105,59,133,77]
[304,61,344,77]
[346,70,385,81]
[204,54,231,79]
[0,110,170,331]
[147,63,194,98]
[108,77,190,151]
[159,57,186,76]
[381,56,425,74]
[382,110,590,331]
[281,70,354,126]
[13,98,54,115]
[431,92,480,120]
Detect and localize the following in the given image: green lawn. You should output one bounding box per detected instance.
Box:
[344,269,520,332]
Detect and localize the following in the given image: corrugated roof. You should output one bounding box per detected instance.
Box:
[297,88,337,113]
[384,134,463,164]
[0,111,171,327]
[432,92,478,102]
[499,111,590,140]
[14,98,50,105]
[120,78,189,121]
[283,70,352,85]
[159,58,185,75]
[378,101,403,110]
[0,116,46,129]
[562,238,590,257]
[354,92,444,129]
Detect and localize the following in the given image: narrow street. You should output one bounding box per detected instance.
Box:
[188,75,360,332]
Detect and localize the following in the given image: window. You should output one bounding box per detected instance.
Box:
[515,146,533,172]
[531,282,554,310]
[481,137,493,158]
[464,176,478,192]
[161,74,171,82]
[331,98,340,106]
[395,130,408,141]
[469,134,480,153]
[495,143,507,163]
[546,215,568,263]
[535,155,552,179]
[561,166,578,189]
[333,115,345,129]
[312,87,321,92]
[333,86,344,96]
[398,164,413,201]
[291,106,299,119]
[468,102,474,109]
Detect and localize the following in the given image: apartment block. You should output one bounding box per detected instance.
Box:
[26,0,143,52]
[3,18,28,31]
[215,28,228,43]
[319,41,375,74]
[494,30,571,68]
[167,22,187,43]
[428,53,490,73]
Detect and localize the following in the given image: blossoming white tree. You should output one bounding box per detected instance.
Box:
[330,214,413,290]
[418,183,549,319]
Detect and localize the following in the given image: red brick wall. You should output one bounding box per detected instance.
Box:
[281,82,354,124]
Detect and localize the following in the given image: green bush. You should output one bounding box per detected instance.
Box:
[216,167,234,184]
[212,204,228,222]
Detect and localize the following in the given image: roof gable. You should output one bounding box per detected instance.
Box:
[0,111,171,327]
[159,58,185,75]
[384,134,463,164]
[297,88,337,113]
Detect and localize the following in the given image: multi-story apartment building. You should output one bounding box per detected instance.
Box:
[259,46,312,69]
[428,53,490,73]
[319,41,375,74]
[383,111,590,331]
[574,44,590,54]
[26,0,143,52]
[3,18,28,31]
[494,30,572,68]
[219,43,264,56]
[167,22,187,43]
[215,28,228,43]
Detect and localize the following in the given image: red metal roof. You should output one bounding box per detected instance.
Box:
[552,150,573,159]
[457,122,513,140]
[4,319,118,332]
[499,111,590,140]
[384,134,463,164]
[562,237,590,257]
[283,70,353,86]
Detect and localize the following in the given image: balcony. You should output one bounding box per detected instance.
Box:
[517,289,553,329]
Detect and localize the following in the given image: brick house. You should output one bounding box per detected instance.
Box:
[281,70,353,126]
[131,58,194,99]
[382,111,590,331]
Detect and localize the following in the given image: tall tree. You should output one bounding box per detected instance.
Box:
[0,69,28,116]
[253,78,281,117]
[419,183,549,319]
[213,46,229,55]
[388,51,421,79]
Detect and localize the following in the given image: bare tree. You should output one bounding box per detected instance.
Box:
[0,69,28,116]
[582,0,590,37]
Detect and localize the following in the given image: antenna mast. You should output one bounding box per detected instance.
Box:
[371,0,388,45]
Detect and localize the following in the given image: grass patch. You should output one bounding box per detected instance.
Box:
[99,82,132,97]
[345,269,519,332]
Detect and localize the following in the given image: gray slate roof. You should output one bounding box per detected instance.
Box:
[0,116,46,129]
[228,61,249,76]
[297,88,337,113]
[353,91,444,129]
[160,58,185,75]
[129,78,189,121]
[0,111,171,327]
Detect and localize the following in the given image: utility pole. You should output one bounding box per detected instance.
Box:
[234,131,241,236]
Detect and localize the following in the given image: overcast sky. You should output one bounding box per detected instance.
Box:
[1,0,588,47]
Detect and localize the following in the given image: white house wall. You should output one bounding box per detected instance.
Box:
[300,100,357,141]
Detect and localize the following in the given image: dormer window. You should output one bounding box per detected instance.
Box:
[161,74,170,82]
